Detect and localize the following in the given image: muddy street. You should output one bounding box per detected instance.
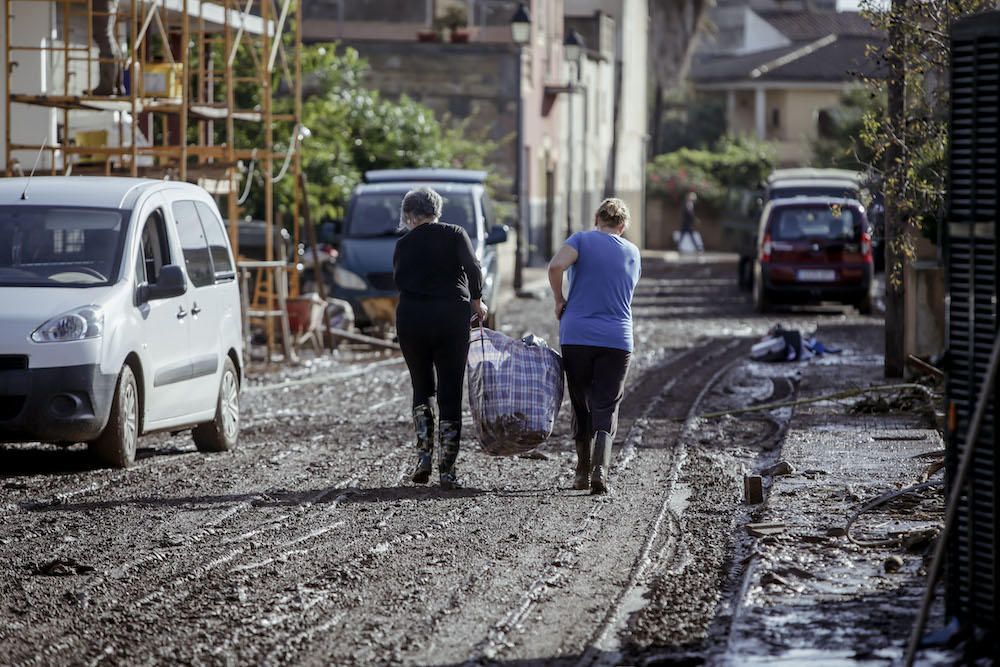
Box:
[1,255,892,666]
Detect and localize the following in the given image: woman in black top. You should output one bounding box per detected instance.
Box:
[394,187,487,489]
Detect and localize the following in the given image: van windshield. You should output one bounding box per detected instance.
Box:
[770,205,861,242]
[347,191,477,239]
[0,206,126,287]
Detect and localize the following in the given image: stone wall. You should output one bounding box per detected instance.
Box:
[337,40,520,206]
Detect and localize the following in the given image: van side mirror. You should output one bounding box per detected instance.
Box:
[486,224,509,246]
[318,221,342,245]
[138,264,187,304]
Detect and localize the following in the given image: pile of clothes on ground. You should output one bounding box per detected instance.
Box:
[751,324,841,363]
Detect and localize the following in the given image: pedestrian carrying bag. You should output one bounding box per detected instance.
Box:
[467,326,564,456]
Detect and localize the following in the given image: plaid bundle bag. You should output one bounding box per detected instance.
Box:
[466,327,564,456]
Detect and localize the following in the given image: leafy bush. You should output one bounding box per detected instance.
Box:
[811,88,883,171]
[646,136,775,209]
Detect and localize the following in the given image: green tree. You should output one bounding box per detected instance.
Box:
[235,44,499,225]
[859,0,993,278]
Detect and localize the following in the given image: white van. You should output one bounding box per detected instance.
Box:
[0,177,243,467]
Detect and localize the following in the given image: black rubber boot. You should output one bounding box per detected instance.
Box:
[410,404,435,484]
[87,62,118,96]
[438,419,462,490]
[590,431,613,495]
[574,437,593,490]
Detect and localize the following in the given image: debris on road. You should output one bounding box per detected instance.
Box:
[743,475,764,504]
[884,555,904,573]
[32,558,96,577]
[750,324,841,363]
[747,522,786,537]
[762,460,795,477]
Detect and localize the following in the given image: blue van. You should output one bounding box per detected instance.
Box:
[332,169,508,331]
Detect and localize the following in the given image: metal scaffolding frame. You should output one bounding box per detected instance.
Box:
[3,0,304,361]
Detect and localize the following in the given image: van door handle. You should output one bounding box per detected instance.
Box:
[177,307,188,319]
[191,303,202,316]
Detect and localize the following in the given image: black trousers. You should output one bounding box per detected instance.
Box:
[396,298,471,422]
[92,0,120,60]
[562,344,631,442]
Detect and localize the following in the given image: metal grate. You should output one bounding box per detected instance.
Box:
[0,355,28,371]
[0,396,25,421]
[946,13,1000,650]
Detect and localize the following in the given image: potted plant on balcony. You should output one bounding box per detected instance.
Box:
[417,28,440,42]
[440,6,470,42]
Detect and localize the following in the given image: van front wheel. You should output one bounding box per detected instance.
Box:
[91,365,139,468]
[193,358,240,452]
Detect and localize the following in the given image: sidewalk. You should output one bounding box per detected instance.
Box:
[719,323,953,664]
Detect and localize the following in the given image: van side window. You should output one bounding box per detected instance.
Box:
[482,195,497,227]
[194,202,235,281]
[139,209,170,285]
[172,201,214,288]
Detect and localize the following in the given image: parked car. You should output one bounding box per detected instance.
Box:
[332,169,508,330]
[738,168,867,289]
[0,177,244,467]
[298,221,340,295]
[236,218,293,262]
[753,197,874,314]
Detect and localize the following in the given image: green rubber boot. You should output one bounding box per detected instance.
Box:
[410,404,435,484]
[438,419,462,490]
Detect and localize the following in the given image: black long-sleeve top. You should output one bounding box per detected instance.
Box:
[393,222,483,302]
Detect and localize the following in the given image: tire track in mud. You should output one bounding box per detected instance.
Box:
[7,455,405,667]
[580,348,748,667]
[459,338,749,666]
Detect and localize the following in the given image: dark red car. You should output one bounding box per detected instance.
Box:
[753,197,874,314]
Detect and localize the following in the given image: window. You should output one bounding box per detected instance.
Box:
[771,206,860,242]
[194,202,235,281]
[139,209,170,284]
[172,201,214,288]
[0,206,125,286]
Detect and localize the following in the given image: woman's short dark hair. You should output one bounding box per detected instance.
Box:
[401,187,443,224]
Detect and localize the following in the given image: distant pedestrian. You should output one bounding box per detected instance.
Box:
[547,198,641,495]
[394,188,488,490]
[677,191,704,253]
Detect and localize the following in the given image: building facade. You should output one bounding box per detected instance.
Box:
[302,0,649,263]
[690,5,883,165]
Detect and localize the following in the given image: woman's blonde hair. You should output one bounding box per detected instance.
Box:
[596,198,630,230]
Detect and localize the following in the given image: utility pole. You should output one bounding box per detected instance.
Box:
[884,0,906,378]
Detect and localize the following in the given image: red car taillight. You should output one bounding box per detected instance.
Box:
[760,233,773,264]
[861,231,873,264]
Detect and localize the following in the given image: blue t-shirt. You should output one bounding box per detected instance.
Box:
[559,230,641,352]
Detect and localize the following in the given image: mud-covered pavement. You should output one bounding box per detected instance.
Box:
[0,255,915,666]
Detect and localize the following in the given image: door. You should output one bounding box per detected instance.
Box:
[133,197,193,425]
[170,199,228,414]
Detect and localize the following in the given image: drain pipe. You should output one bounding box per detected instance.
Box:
[903,329,1000,666]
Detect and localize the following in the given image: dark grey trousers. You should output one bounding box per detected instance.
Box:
[561,344,631,442]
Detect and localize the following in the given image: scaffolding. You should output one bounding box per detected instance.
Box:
[2,0,304,361]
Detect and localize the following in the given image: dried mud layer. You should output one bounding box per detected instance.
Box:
[0,256,877,666]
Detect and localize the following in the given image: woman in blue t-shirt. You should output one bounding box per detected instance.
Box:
[547,198,641,494]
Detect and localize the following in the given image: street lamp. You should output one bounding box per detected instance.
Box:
[511,3,530,293]
[564,29,584,75]
[511,3,531,45]
[564,29,585,239]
